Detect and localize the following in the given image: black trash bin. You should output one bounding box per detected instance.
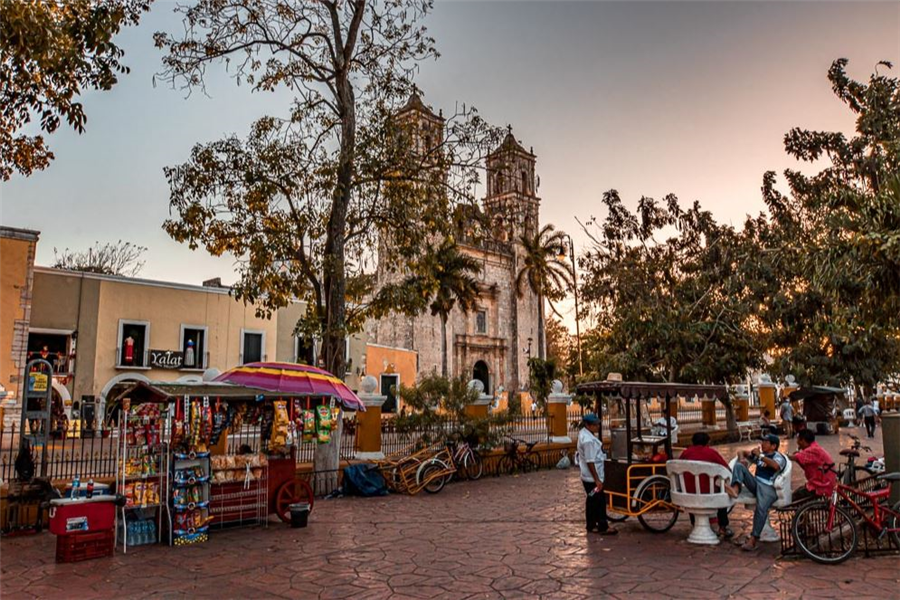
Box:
[289,503,310,528]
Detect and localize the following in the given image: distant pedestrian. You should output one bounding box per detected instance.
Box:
[779,399,794,438]
[576,414,617,536]
[857,400,880,439]
[760,410,776,435]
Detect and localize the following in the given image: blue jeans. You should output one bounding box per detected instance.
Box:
[731,462,778,539]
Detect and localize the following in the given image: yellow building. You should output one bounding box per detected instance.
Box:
[28,268,366,426]
[0,227,40,427]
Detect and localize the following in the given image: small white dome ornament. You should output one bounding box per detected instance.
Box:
[468,379,485,394]
[551,379,565,394]
[360,375,378,395]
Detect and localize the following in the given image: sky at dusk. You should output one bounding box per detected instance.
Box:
[2,1,898,330]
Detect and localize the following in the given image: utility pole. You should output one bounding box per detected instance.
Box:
[560,234,583,377]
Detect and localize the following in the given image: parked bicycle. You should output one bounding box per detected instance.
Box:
[791,466,900,564]
[497,437,540,475]
[838,434,876,485]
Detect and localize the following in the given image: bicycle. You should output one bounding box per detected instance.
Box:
[448,437,484,481]
[838,434,875,485]
[497,437,540,475]
[791,467,900,564]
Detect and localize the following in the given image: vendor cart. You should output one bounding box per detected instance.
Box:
[109,363,365,530]
[575,379,728,533]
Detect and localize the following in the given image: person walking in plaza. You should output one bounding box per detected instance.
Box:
[788,430,836,503]
[679,431,734,538]
[576,414,617,535]
[779,398,794,438]
[857,399,880,438]
[724,434,787,551]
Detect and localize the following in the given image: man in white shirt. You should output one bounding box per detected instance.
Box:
[577,414,618,535]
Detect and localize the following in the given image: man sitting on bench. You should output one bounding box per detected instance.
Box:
[679,431,733,538]
[789,429,836,503]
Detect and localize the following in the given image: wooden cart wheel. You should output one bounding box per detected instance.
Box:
[275,479,314,523]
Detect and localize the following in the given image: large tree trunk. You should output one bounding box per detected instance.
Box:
[316,66,356,489]
[537,292,546,360]
[440,314,448,378]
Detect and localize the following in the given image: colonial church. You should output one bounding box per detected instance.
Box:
[366,94,542,399]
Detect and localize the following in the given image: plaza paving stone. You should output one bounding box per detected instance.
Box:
[1,429,896,599]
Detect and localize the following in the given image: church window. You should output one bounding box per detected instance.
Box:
[476,310,487,334]
[521,170,529,194]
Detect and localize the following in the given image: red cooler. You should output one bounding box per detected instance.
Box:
[49,496,116,536]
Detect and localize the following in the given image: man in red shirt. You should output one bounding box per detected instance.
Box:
[789,430,836,502]
[679,431,733,538]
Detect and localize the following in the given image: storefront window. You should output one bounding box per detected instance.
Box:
[118,321,149,367]
[181,326,207,369]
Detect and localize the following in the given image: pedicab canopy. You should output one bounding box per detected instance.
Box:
[576,380,729,401]
[788,386,844,428]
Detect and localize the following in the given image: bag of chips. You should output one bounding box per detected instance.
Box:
[302,410,316,443]
[316,405,332,444]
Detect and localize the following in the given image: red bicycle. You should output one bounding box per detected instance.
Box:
[791,469,900,564]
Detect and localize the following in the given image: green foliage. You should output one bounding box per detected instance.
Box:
[517,224,573,359]
[395,374,513,449]
[155,0,502,377]
[759,58,900,390]
[527,357,557,410]
[1,0,151,180]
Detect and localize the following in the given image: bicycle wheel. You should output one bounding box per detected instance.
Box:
[524,453,541,473]
[886,500,900,550]
[464,452,484,481]
[418,461,448,494]
[792,501,858,565]
[634,475,679,533]
[607,511,629,523]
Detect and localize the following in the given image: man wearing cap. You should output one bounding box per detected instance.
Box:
[789,429,836,502]
[725,434,787,551]
[576,414,617,535]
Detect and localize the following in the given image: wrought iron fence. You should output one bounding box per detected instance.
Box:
[0,423,119,483]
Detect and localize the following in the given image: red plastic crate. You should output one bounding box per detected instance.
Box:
[56,529,115,563]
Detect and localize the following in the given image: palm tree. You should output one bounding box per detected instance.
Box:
[516,224,572,360]
[412,239,482,377]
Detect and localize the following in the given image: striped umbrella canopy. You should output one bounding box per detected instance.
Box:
[214,362,365,411]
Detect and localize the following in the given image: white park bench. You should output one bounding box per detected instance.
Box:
[735,420,761,442]
[666,460,734,545]
[727,456,793,542]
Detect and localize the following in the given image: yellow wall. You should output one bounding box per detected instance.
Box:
[92,278,278,397]
[0,229,38,422]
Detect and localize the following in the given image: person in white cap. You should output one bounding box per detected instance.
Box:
[576,414,617,535]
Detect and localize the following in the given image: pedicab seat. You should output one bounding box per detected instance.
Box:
[727,456,792,542]
[666,460,734,545]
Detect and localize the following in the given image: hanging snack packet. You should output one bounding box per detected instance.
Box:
[302,410,316,443]
[270,400,290,453]
[316,405,332,444]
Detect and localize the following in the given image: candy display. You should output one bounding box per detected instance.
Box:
[269,401,289,453]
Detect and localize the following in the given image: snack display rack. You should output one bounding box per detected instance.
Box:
[209,454,269,528]
[168,395,215,546]
[116,402,169,553]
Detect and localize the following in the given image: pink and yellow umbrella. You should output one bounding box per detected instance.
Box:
[214,362,365,411]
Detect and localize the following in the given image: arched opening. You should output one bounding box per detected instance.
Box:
[473,361,490,395]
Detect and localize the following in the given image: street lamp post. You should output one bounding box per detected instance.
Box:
[560,234,583,377]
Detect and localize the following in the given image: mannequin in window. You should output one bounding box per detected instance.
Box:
[124,336,135,365]
[184,339,196,368]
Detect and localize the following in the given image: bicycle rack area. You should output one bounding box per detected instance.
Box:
[776,475,900,559]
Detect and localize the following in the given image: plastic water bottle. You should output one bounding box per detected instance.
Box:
[86,479,94,499]
[139,521,148,545]
[71,475,81,498]
[147,521,156,544]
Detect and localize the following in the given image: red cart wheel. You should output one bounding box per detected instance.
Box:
[275,479,314,523]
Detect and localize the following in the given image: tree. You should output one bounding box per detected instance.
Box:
[516,224,572,360]
[759,59,900,393]
[545,316,575,386]
[404,239,482,378]
[52,241,147,276]
[156,0,498,379]
[396,374,514,450]
[1,0,151,180]
[527,357,556,413]
[155,0,499,478]
[578,193,769,432]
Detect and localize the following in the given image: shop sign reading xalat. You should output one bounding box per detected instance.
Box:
[149,350,184,369]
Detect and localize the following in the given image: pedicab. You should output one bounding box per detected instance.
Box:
[575,379,729,532]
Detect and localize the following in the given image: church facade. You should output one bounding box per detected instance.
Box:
[365,95,542,398]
